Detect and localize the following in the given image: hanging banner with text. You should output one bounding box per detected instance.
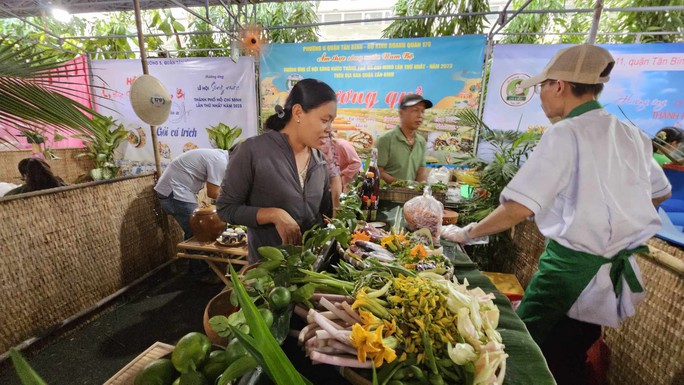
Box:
[260,35,486,161]
[483,43,684,142]
[91,57,257,175]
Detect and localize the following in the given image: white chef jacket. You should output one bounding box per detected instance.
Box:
[501,103,671,327]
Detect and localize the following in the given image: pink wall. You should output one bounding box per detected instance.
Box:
[2,56,92,150]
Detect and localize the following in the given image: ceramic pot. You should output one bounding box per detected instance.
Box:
[203,289,236,347]
[189,205,226,241]
[442,209,459,225]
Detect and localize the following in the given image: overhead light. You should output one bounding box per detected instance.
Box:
[51,7,72,23]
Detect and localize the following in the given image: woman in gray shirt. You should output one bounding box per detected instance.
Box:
[216,79,336,262]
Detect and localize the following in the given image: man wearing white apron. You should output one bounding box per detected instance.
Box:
[445,44,671,385]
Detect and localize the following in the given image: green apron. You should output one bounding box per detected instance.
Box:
[517,239,648,345]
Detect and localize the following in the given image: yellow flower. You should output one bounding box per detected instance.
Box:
[367,326,397,367]
[350,323,381,363]
[383,318,397,337]
[352,288,391,319]
[359,310,382,330]
[351,230,371,244]
[371,343,397,367]
[409,244,428,260]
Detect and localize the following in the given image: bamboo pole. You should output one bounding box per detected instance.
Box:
[587,0,605,44]
[132,0,162,178]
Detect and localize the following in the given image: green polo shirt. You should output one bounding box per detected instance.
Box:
[653,153,669,166]
[375,126,426,181]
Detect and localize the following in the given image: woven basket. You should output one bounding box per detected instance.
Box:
[603,238,684,385]
[0,174,179,354]
[103,342,175,385]
[379,188,446,204]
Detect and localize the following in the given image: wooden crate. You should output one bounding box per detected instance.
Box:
[103,342,174,385]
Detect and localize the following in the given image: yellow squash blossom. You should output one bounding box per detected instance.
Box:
[350,323,381,363]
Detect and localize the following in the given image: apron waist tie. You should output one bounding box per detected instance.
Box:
[609,245,648,296]
[517,240,647,344]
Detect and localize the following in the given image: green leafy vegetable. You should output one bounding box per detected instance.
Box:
[226,264,311,385]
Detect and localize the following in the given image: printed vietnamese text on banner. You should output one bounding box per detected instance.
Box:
[91,57,257,175]
[260,36,487,162]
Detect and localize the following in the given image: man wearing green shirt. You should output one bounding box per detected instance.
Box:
[376,94,432,183]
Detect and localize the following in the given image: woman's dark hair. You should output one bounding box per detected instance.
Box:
[264,78,337,131]
[653,126,684,152]
[17,158,31,177]
[25,158,61,192]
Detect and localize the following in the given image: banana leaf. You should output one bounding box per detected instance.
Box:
[9,349,48,385]
[227,264,312,385]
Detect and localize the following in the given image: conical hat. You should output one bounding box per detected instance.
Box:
[129,75,172,126]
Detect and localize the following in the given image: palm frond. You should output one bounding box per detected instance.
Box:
[0,36,105,143]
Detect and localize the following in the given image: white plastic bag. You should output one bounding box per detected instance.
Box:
[427,166,451,185]
[403,186,444,245]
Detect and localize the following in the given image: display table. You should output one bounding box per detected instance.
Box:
[175,238,249,285]
[374,202,556,385]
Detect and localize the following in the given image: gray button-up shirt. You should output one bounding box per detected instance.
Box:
[216,130,332,262]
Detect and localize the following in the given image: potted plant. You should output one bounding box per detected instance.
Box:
[206,123,242,151]
[74,116,128,181]
[19,129,45,155]
[19,129,67,160]
[451,109,541,271]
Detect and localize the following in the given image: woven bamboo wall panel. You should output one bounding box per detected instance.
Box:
[0,148,93,184]
[605,239,684,385]
[0,175,178,353]
[511,219,545,289]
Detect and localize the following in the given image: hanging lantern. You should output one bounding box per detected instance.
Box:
[238,25,266,56]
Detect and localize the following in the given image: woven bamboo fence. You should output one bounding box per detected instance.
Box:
[0,148,93,184]
[604,238,684,385]
[0,173,182,354]
[512,223,684,385]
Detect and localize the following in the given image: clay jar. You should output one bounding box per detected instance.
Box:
[189,205,226,242]
[203,289,236,347]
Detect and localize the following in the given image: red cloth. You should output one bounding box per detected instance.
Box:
[586,336,610,385]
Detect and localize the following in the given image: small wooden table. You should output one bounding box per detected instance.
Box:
[175,237,249,285]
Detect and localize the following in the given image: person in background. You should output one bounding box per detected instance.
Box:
[216,78,335,263]
[376,94,431,183]
[652,126,684,166]
[321,130,363,211]
[4,158,66,196]
[443,44,671,385]
[155,148,229,281]
[321,134,343,213]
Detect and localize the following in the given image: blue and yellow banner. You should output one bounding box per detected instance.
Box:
[260,36,486,157]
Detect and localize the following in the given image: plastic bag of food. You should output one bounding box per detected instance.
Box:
[428,166,451,185]
[403,185,444,245]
